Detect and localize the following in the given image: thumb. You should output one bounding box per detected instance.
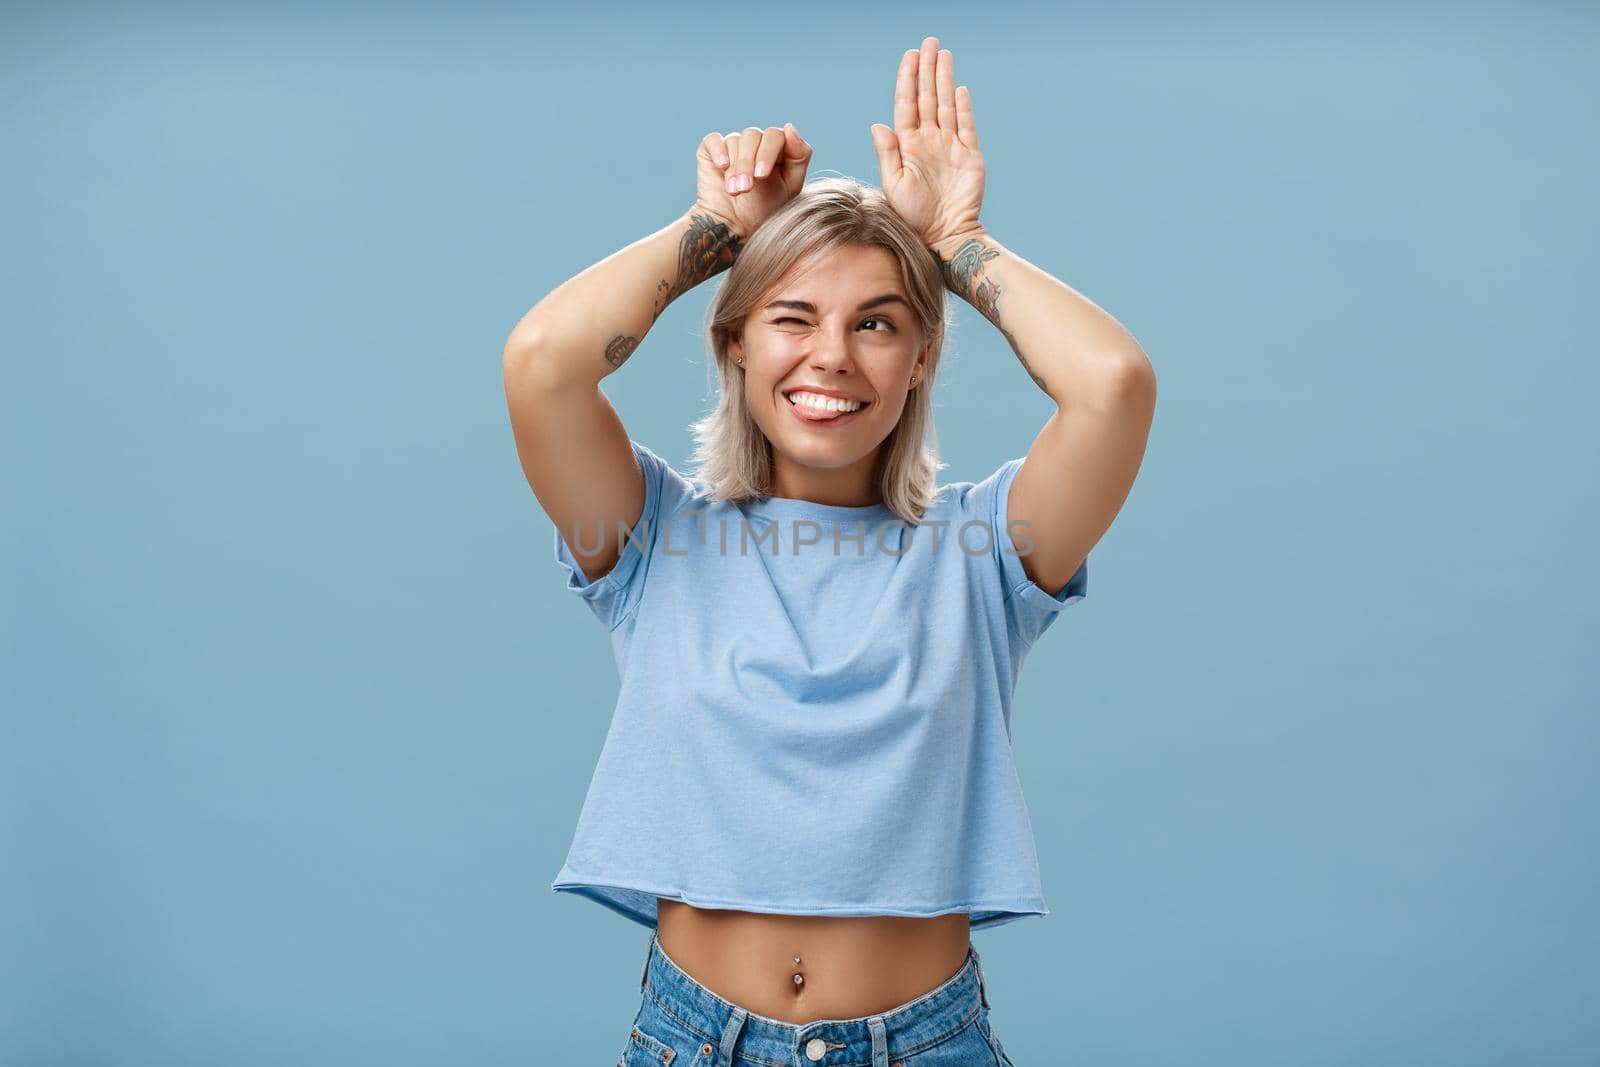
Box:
[869,123,901,179]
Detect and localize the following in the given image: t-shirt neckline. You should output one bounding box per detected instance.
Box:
[742,494,895,524]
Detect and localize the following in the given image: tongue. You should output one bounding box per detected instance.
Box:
[793,397,859,421]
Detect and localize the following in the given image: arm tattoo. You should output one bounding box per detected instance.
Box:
[653,212,746,321]
[604,213,744,372]
[603,333,640,369]
[936,238,1048,393]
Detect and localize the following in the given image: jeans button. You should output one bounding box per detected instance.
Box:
[805,1036,827,1061]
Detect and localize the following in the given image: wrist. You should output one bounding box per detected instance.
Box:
[687,202,749,245]
[929,226,992,264]
[671,205,747,289]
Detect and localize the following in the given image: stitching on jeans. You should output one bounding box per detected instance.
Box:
[633,1009,725,1067]
[644,991,714,1045]
[629,1024,674,1061]
[980,1012,1015,1067]
[893,1005,983,1059]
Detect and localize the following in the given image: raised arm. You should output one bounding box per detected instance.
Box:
[501,124,813,583]
[501,209,741,584]
[871,36,1156,597]
[933,226,1155,596]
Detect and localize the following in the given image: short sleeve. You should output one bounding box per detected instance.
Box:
[966,457,1088,646]
[552,440,692,631]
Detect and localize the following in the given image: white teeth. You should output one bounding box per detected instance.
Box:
[787,390,863,414]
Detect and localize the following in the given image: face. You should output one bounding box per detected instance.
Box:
[728,244,929,504]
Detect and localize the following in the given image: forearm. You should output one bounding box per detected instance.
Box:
[503,206,744,391]
[931,229,1151,410]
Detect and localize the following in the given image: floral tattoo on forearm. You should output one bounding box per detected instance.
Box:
[604,213,745,371]
[936,238,1048,393]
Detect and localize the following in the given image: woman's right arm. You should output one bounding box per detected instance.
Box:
[500,206,744,584]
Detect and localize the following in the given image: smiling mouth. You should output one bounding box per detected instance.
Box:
[784,390,873,424]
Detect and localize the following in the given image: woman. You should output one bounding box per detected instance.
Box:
[502,35,1154,1067]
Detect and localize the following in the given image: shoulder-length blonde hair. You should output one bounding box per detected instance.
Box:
[688,176,951,525]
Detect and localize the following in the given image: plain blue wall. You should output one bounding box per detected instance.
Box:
[5,4,1595,1065]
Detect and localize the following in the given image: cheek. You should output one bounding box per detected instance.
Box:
[742,367,786,422]
[756,335,810,364]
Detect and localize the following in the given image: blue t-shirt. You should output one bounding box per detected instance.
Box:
[549,439,1088,930]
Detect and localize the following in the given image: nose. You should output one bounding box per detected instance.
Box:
[806,326,861,376]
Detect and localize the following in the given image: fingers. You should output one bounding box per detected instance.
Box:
[916,37,938,128]
[779,122,812,177]
[869,123,901,181]
[955,85,979,150]
[721,129,749,193]
[935,46,956,133]
[717,125,794,195]
[893,48,917,133]
[716,129,752,193]
[702,131,730,167]
[751,125,786,180]
[901,36,965,136]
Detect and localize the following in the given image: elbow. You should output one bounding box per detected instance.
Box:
[502,319,546,371]
[502,326,597,399]
[1117,353,1157,401]
[502,323,564,392]
[502,331,558,399]
[1078,352,1156,414]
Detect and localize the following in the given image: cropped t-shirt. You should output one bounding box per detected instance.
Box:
[548,440,1088,931]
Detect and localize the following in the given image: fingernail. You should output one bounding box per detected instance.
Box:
[726,175,737,193]
[754,161,769,178]
[739,173,752,191]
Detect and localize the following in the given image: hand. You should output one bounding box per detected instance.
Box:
[692,124,814,241]
[868,37,987,251]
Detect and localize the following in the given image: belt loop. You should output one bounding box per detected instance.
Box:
[641,931,655,992]
[867,1015,888,1067]
[971,945,992,1010]
[718,1006,748,1066]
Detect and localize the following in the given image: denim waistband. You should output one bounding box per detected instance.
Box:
[637,929,993,1066]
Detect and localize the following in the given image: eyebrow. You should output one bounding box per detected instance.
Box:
[763,294,911,315]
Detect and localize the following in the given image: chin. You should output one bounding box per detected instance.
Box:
[778,429,889,468]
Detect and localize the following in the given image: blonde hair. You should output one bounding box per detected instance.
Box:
[688,176,951,525]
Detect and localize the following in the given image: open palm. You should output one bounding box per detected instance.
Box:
[869,37,987,250]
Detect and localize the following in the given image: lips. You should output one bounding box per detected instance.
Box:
[784,386,869,404]
[784,391,872,427]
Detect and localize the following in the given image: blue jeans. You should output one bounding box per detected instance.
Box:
[620,930,1018,1067]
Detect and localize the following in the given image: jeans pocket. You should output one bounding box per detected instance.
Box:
[620,997,716,1067]
[620,1021,675,1067]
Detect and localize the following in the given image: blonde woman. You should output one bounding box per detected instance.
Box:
[503,35,1154,1067]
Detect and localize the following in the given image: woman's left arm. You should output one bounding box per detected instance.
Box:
[871,36,1156,597]
[934,225,1156,597]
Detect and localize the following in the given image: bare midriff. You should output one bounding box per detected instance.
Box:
[655,899,973,1025]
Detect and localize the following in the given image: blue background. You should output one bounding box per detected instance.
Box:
[5,3,1596,1065]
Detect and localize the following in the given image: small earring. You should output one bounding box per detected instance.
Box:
[736,357,744,365]
[910,375,917,385]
